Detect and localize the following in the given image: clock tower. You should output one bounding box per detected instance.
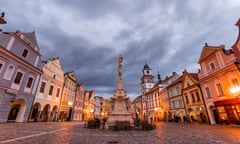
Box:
[141,63,154,121]
[141,63,154,96]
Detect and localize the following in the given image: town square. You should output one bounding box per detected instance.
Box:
[1,1,240,144]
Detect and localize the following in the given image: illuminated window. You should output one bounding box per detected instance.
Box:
[232,78,239,86]
[236,105,240,112]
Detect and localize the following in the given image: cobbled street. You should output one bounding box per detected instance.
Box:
[0,122,240,144]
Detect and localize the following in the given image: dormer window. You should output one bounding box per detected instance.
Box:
[22,49,28,58]
[210,62,215,70]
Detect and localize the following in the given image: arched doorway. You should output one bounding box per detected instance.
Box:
[8,99,27,122]
[29,103,41,122]
[40,104,50,122]
[189,110,197,122]
[50,105,58,122]
[179,111,185,122]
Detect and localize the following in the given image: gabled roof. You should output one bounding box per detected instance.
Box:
[198,43,225,63]
[167,75,183,88]
[189,73,199,81]
[23,31,39,47]
[182,70,199,89]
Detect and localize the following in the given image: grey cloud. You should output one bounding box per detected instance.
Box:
[1,0,240,99]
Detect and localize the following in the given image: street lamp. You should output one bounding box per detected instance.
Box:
[68,101,73,106]
[67,101,73,121]
[230,86,240,96]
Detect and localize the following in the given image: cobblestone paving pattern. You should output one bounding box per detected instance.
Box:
[0,122,239,144]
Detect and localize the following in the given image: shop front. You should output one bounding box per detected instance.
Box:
[214,98,240,124]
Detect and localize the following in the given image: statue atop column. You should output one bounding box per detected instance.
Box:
[118,54,123,90]
[107,54,134,129]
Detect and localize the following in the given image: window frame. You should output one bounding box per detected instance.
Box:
[39,81,46,93]
[13,71,24,85]
[216,83,224,96]
[209,61,215,70]
[205,87,211,98]
[3,64,15,80]
[22,48,29,58]
[26,76,34,88]
[0,59,6,74]
[48,85,54,96]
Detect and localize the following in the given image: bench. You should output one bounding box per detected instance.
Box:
[115,121,130,130]
[86,119,100,129]
[141,121,154,131]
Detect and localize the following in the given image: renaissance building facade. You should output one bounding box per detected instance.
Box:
[0,30,42,122]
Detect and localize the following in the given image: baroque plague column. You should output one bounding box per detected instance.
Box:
[107,55,133,128]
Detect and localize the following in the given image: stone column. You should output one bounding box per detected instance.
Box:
[118,54,123,90]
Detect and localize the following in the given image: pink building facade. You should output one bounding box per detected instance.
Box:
[198,20,240,124]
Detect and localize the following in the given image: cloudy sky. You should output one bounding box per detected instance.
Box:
[1,0,240,100]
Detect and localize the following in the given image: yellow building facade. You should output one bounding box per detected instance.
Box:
[29,57,64,122]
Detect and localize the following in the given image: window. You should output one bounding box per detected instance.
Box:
[178,100,183,107]
[210,62,215,70]
[191,93,195,102]
[40,82,46,93]
[26,77,34,88]
[216,83,224,95]
[185,95,189,104]
[196,92,201,102]
[205,87,211,98]
[176,87,180,94]
[232,78,239,86]
[4,65,14,80]
[169,89,173,96]
[14,71,23,84]
[22,49,28,58]
[0,60,5,73]
[48,85,54,96]
[56,88,60,97]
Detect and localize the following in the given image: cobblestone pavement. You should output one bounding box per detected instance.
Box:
[0,122,240,144]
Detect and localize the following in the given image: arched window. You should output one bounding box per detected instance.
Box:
[3,65,15,80]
